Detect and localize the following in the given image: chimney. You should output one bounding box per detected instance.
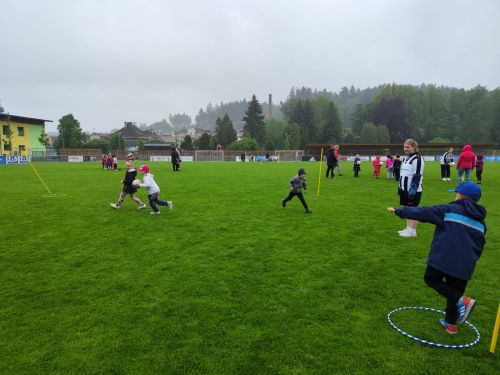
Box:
[268,94,272,118]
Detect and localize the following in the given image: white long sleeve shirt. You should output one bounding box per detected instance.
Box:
[140,173,160,194]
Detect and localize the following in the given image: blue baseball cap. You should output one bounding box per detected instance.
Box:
[449,182,481,202]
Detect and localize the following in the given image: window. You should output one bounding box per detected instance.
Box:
[19,145,26,153]
[2,125,10,135]
[18,127,25,136]
[4,144,11,151]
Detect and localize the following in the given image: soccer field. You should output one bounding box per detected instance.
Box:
[1,161,499,374]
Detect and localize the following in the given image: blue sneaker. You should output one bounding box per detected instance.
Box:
[439,318,458,334]
[457,296,476,323]
[281,200,286,208]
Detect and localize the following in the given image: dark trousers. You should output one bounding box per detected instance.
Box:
[476,170,482,182]
[172,162,180,171]
[353,166,360,177]
[283,192,309,210]
[148,192,169,212]
[326,165,335,178]
[441,164,451,178]
[424,265,467,324]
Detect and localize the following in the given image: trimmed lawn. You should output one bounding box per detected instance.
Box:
[1,160,499,374]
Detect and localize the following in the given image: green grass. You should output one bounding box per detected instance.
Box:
[1,160,499,374]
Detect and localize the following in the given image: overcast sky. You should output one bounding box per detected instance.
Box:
[1,0,499,133]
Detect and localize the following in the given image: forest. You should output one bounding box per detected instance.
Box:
[153,84,500,149]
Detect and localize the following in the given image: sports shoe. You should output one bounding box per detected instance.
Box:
[457,296,476,323]
[281,200,286,208]
[138,204,147,209]
[398,228,408,234]
[167,201,173,209]
[399,229,417,237]
[439,318,458,334]
[447,178,452,181]
[110,203,119,209]
[442,178,447,181]
[305,209,312,214]
[150,211,160,215]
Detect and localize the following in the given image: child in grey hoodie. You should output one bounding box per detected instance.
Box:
[281,168,312,213]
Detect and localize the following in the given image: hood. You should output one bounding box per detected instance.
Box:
[454,199,487,221]
[462,144,472,152]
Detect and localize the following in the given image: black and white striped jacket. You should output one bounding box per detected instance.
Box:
[398,153,425,192]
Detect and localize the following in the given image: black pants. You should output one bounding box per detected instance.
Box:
[172,162,180,171]
[326,165,335,178]
[353,166,360,177]
[476,170,482,182]
[283,192,309,210]
[441,164,451,178]
[424,265,467,324]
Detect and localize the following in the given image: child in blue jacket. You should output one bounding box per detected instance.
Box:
[387,182,487,334]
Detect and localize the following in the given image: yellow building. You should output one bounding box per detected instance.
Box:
[0,113,52,156]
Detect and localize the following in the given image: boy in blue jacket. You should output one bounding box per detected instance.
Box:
[387,182,486,334]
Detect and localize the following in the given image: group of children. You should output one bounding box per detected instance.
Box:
[101,154,118,170]
[110,162,172,215]
[107,150,487,336]
[351,154,402,180]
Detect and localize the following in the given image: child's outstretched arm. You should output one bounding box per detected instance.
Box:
[388,205,447,226]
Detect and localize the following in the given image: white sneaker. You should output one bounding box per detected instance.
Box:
[167,201,173,209]
[398,228,409,234]
[399,229,417,237]
[138,204,147,209]
[442,178,446,181]
[447,178,452,181]
[150,211,160,215]
[110,203,119,209]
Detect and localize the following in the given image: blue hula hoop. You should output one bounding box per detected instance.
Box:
[387,306,480,349]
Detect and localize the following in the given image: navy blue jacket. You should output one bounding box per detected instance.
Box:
[395,199,487,280]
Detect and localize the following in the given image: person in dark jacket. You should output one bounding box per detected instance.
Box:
[171,147,181,171]
[325,145,337,178]
[392,155,402,180]
[281,168,312,213]
[110,162,147,209]
[387,182,486,334]
[475,154,484,184]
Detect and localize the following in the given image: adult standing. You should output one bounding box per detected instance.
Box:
[171,147,181,171]
[397,139,425,237]
[325,145,337,178]
[456,145,476,183]
[334,145,343,176]
[440,147,454,181]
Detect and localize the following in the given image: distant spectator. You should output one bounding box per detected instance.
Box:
[393,155,402,180]
[325,145,337,179]
[440,147,454,181]
[171,147,181,171]
[334,145,343,176]
[386,155,394,179]
[240,153,245,162]
[353,154,361,177]
[457,145,476,183]
[475,155,484,184]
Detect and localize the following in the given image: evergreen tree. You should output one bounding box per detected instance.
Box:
[215,114,237,147]
[376,125,390,143]
[194,132,213,149]
[108,133,126,151]
[359,123,378,144]
[180,135,194,150]
[243,95,266,145]
[320,102,343,143]
[283,122,301,150]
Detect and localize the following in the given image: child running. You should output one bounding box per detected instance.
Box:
[387,182,487,334]
[281,168,312,213]
[110,161,146,210]
[138,164,173,215]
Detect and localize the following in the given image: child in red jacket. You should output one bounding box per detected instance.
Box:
[373,155,382,179]
[457,144,476,183]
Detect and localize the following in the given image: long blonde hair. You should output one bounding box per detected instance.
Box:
[404,139,419,152]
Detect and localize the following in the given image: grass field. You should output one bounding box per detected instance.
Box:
[1,160,499,374]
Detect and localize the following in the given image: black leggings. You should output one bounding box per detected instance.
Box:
[441,164,451,178]
[424,265,467,324]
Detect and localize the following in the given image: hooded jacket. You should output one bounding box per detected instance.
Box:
[475,155,484,171]
[395,199,487,280]
[457,145,476,169]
